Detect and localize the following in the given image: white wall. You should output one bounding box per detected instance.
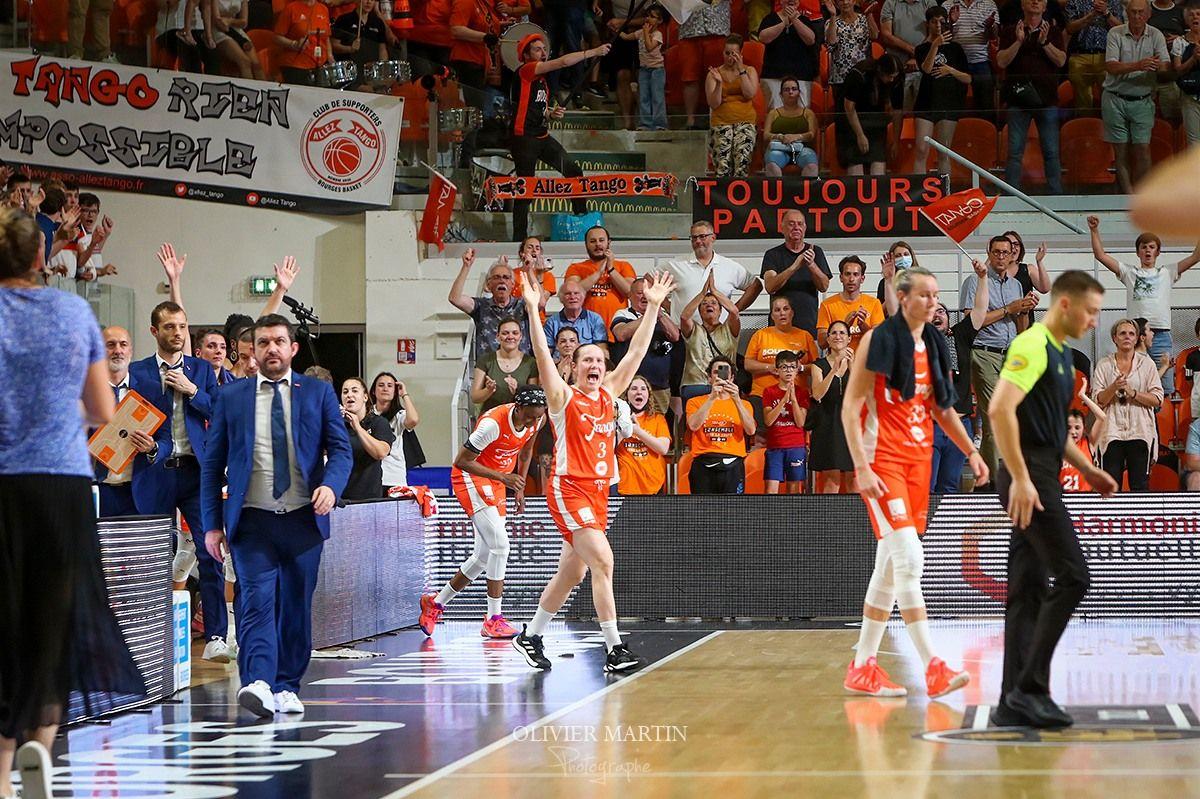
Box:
[90,192,365,350]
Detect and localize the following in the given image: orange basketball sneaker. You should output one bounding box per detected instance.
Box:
[844,657,908,697]
[925,657,970,698]
[481,614,519,639]
[418,594,444,637]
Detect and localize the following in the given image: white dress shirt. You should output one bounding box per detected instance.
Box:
[156,352,193,458]
[663,251,757,323]
[244,371,309,513]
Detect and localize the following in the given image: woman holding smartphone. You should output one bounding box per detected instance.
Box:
[685,356,757,494]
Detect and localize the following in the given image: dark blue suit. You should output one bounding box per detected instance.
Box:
[201,373,351,693]
[128,353,224,638]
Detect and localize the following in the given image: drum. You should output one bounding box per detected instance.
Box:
[439,106,482,131]
[470,151,515,211]
[499,22,545,71]
[311,61,358,89]
[362,60,412,90]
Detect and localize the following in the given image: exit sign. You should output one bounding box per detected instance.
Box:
[248,276,277,296]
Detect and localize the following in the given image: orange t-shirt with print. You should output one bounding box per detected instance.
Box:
[564,259,637,340]
[744,326,817,397]
[817,293,885,350]
[274,1,332,69]
[686,396,753,457]
[449,0,497,67]
[1059,437,1093,492]
[616,412,670,495]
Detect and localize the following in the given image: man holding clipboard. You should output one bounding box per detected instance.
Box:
[90,325,171,518]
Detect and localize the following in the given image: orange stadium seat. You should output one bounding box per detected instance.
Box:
[822,124,844,176]
[1149,463,1181,492]
[998,122,1045,185]
[1150,118,1176,164]
[676,451,693,494]
[674,449,765,494]
[1175,345,1198,402]
[741,39,765,73]
[809,82,827,117]
[948,117,999,180]
[1061,117,1115,186]
[248,29,281,81]
[32,0,68,45]
[1157,400,1176,454]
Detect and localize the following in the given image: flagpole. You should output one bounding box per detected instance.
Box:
[419,160,455,188]
[918,208,976,261]
[922,137,1085,234]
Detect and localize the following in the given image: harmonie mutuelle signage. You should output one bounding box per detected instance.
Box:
[0,53,403,214]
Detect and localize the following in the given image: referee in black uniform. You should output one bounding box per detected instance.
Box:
[987,270,1118,729]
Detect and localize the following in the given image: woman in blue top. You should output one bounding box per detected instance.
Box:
[0,207,143,799]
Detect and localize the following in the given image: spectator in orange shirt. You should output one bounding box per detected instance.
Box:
[274,0,333,84]
[686,356,757,494]
[616,376,671,495]
[817,255,886,350]
[1060,409,1100,492]
[564,226,637,339]
[744,296,818,398]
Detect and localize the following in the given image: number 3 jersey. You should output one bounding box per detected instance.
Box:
[550,385,616,483]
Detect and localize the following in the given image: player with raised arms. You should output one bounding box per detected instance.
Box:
[841,266,988,698]
[511,264,675,674]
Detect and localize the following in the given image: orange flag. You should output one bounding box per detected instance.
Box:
[919,188,998,244]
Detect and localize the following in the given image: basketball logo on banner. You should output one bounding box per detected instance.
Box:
[301,99,387,192]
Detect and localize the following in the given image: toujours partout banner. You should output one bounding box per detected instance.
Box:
[692,175,951,238]
[0,54,403,214]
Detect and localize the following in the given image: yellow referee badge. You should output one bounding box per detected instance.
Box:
[1006,354,1028,371]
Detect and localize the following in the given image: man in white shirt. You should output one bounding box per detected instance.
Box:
[664,220,762,324]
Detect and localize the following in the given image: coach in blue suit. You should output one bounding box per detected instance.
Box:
[201,313,351,718]
[128,301,228,659]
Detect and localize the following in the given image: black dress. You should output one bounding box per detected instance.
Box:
[808,357,855,472]
[342,413,397,501]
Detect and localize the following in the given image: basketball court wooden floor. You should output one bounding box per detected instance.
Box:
[42,619,1200,798]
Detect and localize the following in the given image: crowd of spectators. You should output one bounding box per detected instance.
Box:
[38,0,1200,188]
[449,213,1200,497]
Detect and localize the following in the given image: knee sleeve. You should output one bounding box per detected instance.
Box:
[864,541,896,611]
[172,530,197,583]
[460,528,490,582]
[886,528,926,610]
[475,506,510,581]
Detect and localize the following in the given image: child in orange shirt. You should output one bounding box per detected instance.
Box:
[1060,409,1096,492]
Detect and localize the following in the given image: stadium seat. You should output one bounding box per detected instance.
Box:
[32,0,68,46]
[887,117,927,174]
[822,124,844,176]
[1175,345,1198,403]
[1150,118,1176,164]
[675,449,766,494]
[997,122,1045,185]
[1149,463,1181,491]
[248,29,281,82]
[810,82,827,118]
[948,118,999,180]
[1157,400,1176,455]
[1060,117,1115,187]
[741,40,765,73]
[676,451,693,494]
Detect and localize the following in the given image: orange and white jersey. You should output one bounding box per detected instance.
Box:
[454,403,542,477]
[862,341,935,468]
[550,385,616,481]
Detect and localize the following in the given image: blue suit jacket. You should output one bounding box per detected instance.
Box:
[200,373,352,540]
[92,397,174,514]
[126,354,217,512]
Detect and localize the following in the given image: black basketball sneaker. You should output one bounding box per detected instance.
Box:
[512,625,551,670]
[603,644,643,673]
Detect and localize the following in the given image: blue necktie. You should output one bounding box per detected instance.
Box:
[112,384,122,405]
[270,381,291,499]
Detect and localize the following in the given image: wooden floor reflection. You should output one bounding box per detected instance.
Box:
[395,622,1200,799]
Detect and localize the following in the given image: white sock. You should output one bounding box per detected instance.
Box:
[599,619,621,651]
[906,618,935,668]
[487,595,502,617]
[435,584,458,607]
[854,617,888,668]
[527,606,554,637]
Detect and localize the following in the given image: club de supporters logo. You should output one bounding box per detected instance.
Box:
[301,99,387,194]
